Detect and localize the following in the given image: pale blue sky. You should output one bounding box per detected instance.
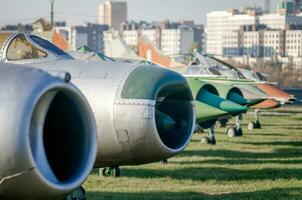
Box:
[0,0,280,26]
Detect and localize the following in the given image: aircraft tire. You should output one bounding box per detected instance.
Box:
[201,136,209,144]
[235,128,243,137]
[248,122,255,130]
[227,127,236,138]
[99,166,121,178]
[254,120,261,129]
[65,186,86,200]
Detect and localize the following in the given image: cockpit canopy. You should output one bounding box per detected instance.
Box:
[238,68,268,82]
[0,32,72,62]
[185,53,246,79]
[0,32,12,48]
[7,34,47,61]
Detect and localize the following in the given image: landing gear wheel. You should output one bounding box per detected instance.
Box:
[161,159,168,164]
[65,186,86,200]
[99,166,121,177]
[201,136,216,145]
[236,127,243,136]
[228,126,243,137]
[248,122,255,130]
[227,127,236,138]
[201,136,209,144]
[209,137,216,145]
[254,120,261,129]
[248,121,261,130]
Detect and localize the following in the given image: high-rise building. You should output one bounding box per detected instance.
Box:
[206,9,258,55]
[98,0,127,30]
[206,4,302,56]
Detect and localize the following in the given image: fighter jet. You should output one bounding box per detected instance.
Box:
[70,45,249,144]
[201,55,295,129]
[0,32,196,199]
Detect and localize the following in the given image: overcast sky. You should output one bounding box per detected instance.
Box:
[0,0,281,27]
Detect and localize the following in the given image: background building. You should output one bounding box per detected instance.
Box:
[1,23,33,34]
[161,26,194,56]
[115,20,199,56]
[286,30,302,57]
[206,1,302,69]
[56,23,109,52]
[98,0,127,30]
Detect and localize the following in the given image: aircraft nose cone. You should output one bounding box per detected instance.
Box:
[228,91,249,106]
[251,99,281,109]
[195,101,228,123]
[246,98,266,107]
[220,100,248,116]
[239,88,266,107]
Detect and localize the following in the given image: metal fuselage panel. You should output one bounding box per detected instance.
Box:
[28,60,169,167]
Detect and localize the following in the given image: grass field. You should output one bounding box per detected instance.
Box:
[84,106,302,200]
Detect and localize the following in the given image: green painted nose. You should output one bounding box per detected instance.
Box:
[195,101,228,123]
[197,90,248,116]
[228,91,249,106]
[238,87,266,107]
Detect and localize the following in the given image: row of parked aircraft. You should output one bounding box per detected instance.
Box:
[0,32,295,199]
[73,36,295,143]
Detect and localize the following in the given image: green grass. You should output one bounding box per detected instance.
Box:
[84,109,302,200]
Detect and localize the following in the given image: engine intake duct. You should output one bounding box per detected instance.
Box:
[101,65,195,166]
[0,64,97,200]
[155,82,194,150]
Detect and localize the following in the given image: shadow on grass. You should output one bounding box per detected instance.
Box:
[235,141,302,147]
[87,187,302,200]
[121,167,302,182]
[177,148,301,159]
[246,133,288,137]
[263,123,301,127]
[171,158,302,166]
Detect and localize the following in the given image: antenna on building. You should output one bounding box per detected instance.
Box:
[265,0,271,13]
[50,0,55,26]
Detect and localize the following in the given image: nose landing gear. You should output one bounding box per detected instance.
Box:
[201,126,216,145]
[227,114,243,137]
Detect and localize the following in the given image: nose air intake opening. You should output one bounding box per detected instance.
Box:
[155,84,194,150]
[30,89,95,185]
[201,84,219,96]
[227,87,246,106]
[43,92,86,182]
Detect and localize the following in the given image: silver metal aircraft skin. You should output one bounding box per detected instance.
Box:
[0,32,195,168]
[0,63,97,199]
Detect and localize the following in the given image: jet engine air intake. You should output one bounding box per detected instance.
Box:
[106,65,195,165]
[155,82,194,150]
[0,63,97,200]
